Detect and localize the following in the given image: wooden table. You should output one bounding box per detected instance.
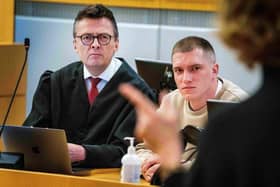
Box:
[0,168,156,187]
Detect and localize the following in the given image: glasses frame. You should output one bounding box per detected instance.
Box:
[75,33,113,46]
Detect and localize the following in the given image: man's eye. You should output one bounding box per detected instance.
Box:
[99,34,110,41]
[174,69,182,73]
[82,35,92,41]
[192,66,200,71]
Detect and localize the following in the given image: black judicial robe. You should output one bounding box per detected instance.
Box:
[23,60,156,168]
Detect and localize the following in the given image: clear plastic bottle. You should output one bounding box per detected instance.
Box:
[120,137,141,183]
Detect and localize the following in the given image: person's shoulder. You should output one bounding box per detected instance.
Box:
[165,89,183,100]
[117,58,137,76]
[219,77,249,101]
[116,58,148,86]
[36,70,53,88]
[55,61,82,74]
[50,61,82,79]
[161,89,185,106]
[113,58,156,100]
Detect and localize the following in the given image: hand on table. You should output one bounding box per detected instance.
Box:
[141,154,161,182]
[67,143,86,163]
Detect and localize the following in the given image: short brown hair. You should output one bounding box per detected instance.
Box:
[73,4,119,39]
[172,36,216,64]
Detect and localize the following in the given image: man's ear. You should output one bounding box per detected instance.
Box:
[114,39,119,52]
[73,39,78,52]
[212,63,219,75]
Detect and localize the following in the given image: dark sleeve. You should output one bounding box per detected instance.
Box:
[80,83,156,168]
[163,170,189,187]
[81,106,135,168]
[23,70,53,128]
[163,121,235,187]
[81,143,125,168]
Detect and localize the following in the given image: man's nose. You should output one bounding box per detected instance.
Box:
[91,38,100,48]
[183,72,192,82]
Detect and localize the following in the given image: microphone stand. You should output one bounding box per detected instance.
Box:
[0,38,30,169]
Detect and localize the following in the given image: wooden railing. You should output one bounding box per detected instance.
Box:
[24,0,218,11]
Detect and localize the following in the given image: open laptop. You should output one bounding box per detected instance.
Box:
[1,125,90,175]
[135,57,176,92]
[207,99,239,120]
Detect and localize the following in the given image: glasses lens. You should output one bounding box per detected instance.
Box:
[81,34,93,45]
[79,33,112,46]
[98,34,111,45]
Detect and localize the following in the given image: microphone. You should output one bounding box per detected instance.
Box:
[0,38,30,169]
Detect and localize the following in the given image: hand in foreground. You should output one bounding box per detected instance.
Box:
[67,143,86,163]
[142,155,161,182]
[119,84,182,179]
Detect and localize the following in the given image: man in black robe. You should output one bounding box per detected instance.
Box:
[23,4,155,168]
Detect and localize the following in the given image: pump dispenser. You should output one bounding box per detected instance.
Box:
[121,137,141,183]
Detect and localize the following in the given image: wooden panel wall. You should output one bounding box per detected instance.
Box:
[0,44,27,125]
[0,0,15,43]
[0,44,26,150]
[25,0,218,11]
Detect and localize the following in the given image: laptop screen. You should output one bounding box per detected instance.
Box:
[2,125,72,174]
[135,58,176,92]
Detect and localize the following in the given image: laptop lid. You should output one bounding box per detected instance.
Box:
[135,58,176,91]
[1,125,78,175]
[207,99,239,120]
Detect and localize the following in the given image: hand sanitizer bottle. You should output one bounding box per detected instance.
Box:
[121,137,141,183]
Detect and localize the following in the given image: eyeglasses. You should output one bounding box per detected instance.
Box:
[75,33,113,46]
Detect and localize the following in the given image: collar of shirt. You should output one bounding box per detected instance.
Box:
[215,78,223,96]
[83,57,122,92]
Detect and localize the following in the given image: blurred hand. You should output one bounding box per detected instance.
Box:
[119,84,182,176]
[158,89,169,104]
[142,154,161,182]
[67,143,86,163]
